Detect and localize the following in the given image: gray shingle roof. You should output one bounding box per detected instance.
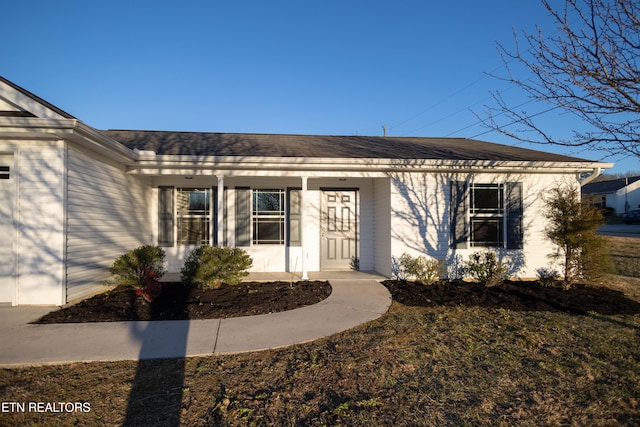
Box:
[582,176,640,194]
[102,130,589,162]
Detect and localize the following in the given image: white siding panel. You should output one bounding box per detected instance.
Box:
[387,172,576,279]
[374,178,392,277]
[389,172,450,262]
[0,152,15,304]
[15,142,65,305]
[441,172,571,279]
[65,144,151,302]
[358,180,375,271]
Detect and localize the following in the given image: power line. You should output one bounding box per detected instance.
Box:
[392,11,580,139]
[390,63,508,133]
[465,104,559,139]
[442,97,537,138]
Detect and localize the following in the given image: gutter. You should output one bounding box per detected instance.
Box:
[126,156,613,176]
[580,167,605,186]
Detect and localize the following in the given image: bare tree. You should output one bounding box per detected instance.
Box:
[482,0,639,158]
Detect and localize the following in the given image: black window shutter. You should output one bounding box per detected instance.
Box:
[287,188,302,246]
[450,181,469,249]
[158,186,174,247]
[235,187,251,246]
[212,186,218,246]
[506,182,523,249]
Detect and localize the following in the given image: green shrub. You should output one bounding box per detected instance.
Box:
[181,246,253,290]
[463,250,508,287]
[109,245,166,302]
[543,184,613,283]
[398,253,446,285]
[536,267,561,287]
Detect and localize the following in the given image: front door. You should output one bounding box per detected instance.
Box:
[0,154,15,304]
[320,190,358,270]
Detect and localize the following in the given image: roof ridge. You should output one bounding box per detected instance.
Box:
[103,129,473,140]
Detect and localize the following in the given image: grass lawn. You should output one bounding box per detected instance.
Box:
[1,237,639,426]
[606,235,640,278]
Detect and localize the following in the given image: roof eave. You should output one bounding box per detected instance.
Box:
[0,117,138,164]
[127,155,612,175]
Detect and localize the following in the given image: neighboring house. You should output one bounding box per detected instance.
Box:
[582,176,640,214]
[0,77,612,306]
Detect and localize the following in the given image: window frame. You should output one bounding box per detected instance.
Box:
[252,189,286,245]
[469,183,505,247]
[176,187,212,246]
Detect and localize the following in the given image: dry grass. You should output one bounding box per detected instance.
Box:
[604,236,640,278]
[1,239,640,426]
[2,285,640,426]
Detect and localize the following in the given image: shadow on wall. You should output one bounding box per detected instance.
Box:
[388,166,542,279]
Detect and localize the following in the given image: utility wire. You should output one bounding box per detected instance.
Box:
[393,12,580,138]
[390,63,508,133]
[465,104,559,139]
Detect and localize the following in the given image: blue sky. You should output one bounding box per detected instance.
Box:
[2,0,637,173]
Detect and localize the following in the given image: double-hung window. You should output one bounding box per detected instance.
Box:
[177,188,211,245]
[470,184,504,247]
[252,189,285,244]
[451,181,523,249]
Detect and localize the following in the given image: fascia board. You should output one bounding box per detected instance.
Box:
[0,117,138,164]
[129,155,613,174]
[0,81,72,120]
[616,178,640,195]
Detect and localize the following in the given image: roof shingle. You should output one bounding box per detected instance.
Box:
[102,130,589,162]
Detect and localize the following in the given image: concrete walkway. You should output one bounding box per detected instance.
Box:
[0,275,391,367]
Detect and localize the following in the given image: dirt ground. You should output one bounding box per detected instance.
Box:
[383,279,640,315]
[34,281,331,323]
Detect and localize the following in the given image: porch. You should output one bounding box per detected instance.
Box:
[151,175,394,278]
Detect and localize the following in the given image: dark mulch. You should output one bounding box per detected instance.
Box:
[34,281,331,324]
[383,279,640,315]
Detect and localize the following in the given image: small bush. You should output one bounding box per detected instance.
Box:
[463,250,508,287]
[398,253,446,285]
[109,245,166,302]
[536,267,561,287]
[181,246,253,290]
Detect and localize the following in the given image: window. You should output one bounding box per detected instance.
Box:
[451,181,523,249]
[0,166,9,180]
[0,154,11,180]
[470,184,504,247]
[252,189,285,244]
[177,188,211,245]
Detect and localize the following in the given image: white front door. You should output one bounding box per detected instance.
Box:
[320,190,358,270]
[0,154,15,304]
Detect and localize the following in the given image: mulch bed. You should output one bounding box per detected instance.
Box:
[383,279,640,315]
[34,278,640,324]
[34,281,331,324]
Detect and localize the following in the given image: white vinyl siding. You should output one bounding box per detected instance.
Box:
[0,153,14,303]
[387,172,564,278]
[390,172,450,263]
[358,180,375,271]
[373,178,392,276]
[15,142,66,305]
[66,144,151,303]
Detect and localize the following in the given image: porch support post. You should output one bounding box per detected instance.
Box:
[301,176,309,280]
[216,175,225,246]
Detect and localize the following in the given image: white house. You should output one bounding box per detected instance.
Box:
[582,176,640,214]
[0,77,612,306]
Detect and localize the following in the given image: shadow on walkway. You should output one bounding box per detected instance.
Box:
[123,289,189,426]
